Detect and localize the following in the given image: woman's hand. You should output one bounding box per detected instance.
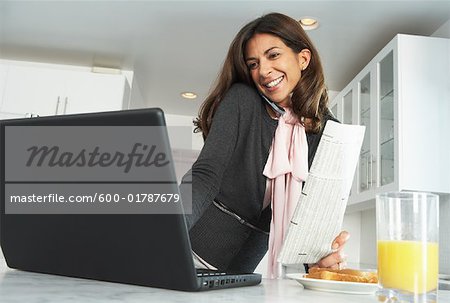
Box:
[310,231,350,270]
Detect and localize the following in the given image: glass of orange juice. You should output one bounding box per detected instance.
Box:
[376,191,439,303]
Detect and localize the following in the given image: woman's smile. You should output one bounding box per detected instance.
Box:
[263,75,284,91]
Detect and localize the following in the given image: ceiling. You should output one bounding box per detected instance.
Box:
[0,1,449,116]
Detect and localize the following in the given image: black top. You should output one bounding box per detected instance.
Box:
[180,83,337,272]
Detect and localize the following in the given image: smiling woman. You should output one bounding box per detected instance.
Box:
[194,12,328,137]
[179,12,346,279]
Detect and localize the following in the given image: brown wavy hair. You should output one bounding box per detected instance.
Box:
[194,12,329,138]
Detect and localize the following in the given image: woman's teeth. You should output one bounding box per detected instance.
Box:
[264,76,283,88]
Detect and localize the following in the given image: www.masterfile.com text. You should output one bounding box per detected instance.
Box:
[9,193,181,203]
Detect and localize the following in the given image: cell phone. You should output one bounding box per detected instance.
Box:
[260,93,285,117]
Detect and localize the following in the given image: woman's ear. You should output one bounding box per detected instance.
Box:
[298,49,311,71]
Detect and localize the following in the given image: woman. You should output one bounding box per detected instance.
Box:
[179,12,349,278]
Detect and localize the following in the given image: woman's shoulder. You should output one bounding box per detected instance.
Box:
[224,83,261,103]
[221,82,262,119]
[227,82,259,95]
[212,83,263,123]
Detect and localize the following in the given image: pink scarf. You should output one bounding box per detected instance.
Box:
[263,107,308,279]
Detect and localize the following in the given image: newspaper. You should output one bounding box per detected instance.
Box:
[278,121,365,265]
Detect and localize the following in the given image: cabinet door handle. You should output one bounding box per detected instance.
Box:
[55,96,61,115]
[369,154,373,188]
[380,155,383,185]
[63,97,68,114]
[366,155,369,189]
[371,154,377,188]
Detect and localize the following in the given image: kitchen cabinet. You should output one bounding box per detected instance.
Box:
[1,65,67,116]
[0,63,130,117]
[330,34,450,207]
[63,70,130,115]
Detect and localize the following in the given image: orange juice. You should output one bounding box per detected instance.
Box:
[377,240,438,294]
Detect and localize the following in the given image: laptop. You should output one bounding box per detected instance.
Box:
[0,108,261,291]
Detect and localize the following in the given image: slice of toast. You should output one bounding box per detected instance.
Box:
[306,267,378,283]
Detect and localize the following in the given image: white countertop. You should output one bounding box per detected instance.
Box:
[1,258,449,303]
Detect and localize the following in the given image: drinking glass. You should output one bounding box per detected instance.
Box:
[376,191,439,302]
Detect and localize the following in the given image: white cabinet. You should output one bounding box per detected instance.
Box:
[1,65,67,116]
[63,71,130,115]
[330,34,450,208]
[0,63,130,117]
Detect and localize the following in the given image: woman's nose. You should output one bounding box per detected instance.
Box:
[259,59,272,78]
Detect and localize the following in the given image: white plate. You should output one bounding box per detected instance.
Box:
[286,273,379,295]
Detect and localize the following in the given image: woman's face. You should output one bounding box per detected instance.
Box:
[245,33,311,107]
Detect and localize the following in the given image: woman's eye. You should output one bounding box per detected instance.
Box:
[269,52,280,59]
[247,62,259,70]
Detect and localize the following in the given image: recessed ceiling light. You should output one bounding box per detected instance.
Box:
[299,17,319,30]
[181,92,197,99]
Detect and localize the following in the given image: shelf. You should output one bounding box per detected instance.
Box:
[380,89,393,102]
[360,107,370,119]
[380,156,394,162]
[380,152,394,186]
[380,137,394,161]
[380,90,394,120]
[380,137,394,146]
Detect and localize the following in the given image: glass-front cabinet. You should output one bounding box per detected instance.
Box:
[343,90,353,124]
[357,52,394,194]
[378,52,394,187]
[329,34,450,208]
[358,73,371,193]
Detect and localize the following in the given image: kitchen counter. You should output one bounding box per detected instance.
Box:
[0,259,449,303]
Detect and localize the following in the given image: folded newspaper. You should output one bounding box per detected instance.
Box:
[278,120,365,265]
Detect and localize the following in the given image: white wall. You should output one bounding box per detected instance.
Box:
[127,75,146,109]
[342,211,362,265]
[359,207,377,266]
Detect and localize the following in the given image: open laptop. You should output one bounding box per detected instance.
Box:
[0,108,261,291]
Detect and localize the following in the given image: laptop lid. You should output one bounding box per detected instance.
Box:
[0,109,202,291]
